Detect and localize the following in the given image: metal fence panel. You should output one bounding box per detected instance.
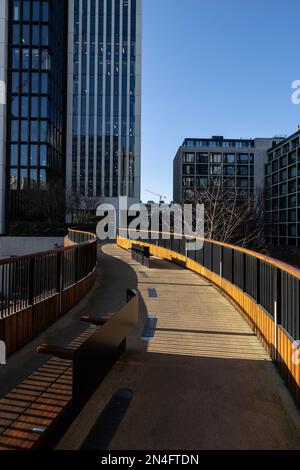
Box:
[204,242,212,271]
[212,245,222,275]
[260,261,275,318]
[233,251,245,291]
[245,255,259,302]
[223,247,233,283]
[281,272,300,339]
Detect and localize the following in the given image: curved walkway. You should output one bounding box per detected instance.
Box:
[58,243,300,450]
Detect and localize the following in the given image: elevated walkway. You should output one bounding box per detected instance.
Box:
[57,244,300,450]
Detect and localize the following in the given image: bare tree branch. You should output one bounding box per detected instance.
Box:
[183,180,268,252]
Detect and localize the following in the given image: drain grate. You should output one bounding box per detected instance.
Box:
[148,288,158,298]
[80,389,133,450]
[141,316,158,341]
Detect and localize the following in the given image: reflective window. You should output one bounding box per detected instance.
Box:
[40,145,47,166]
[41,73,48,93]
[238,166,249,176]
[11,144,18,166]
[20,169,28,189]
[31,73,39,93]
[20,145,28,166]
[22,24,30,45]
[20,120,28,140]
[12,48,20,68]
[31,97,39,117]
[22,72,29,92]
[21,96,28,117]
[13,1,19,21]
[40,121,48,141]
[32,1,40,21]
[30,121,39,141]
[12,72,19,93]
[11,120,19,140]
[32,25,40,45]
[196,177,208,187]
[225,153,235,163]
[32,49,40,68]
[30,145,38,166]
[183,153,195,163]
[42,1,49,21]
[22,48,30,68]
[239,154,249,163]
[13,24,20,45]
[11,97,19,118]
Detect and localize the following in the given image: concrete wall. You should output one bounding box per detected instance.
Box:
[0,237,64,258]
[253,138,282,190]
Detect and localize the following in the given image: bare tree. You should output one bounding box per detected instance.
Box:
[66,190,100,225]
[183,177,267,251]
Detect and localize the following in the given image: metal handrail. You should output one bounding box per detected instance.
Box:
[119,228,300,280]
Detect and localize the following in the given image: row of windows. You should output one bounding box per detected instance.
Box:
[13,0,50,22]
[183,140,255,149]
[12,23,48,46]
[266,165,300,186]
[11,120,51,142]
[265,209,299,223]
[265,194,300,210]
[11,96,48,118]
[265,149,300,175]
[12,47,51,70]
[268,136,300,162]
[10,170,48,190]
[10,143,48,167]
[265,180,300,198]
[265,224,298,237]
[183,164,254,177]
[183,188,252,200]
[11,71,48,94]
[182,177,253,188]
[182,152,254,164]
[11,117,62,139]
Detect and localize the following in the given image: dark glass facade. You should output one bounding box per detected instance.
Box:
[265,131,300,246]
[71,0,139,201]
[6,0,68,231]
[180,145,255,202]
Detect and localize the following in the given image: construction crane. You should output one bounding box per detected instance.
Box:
[146,189,167,204]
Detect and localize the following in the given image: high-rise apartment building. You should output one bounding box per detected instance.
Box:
[173,136,282,204]
[265,128,300,247]
[66,0,141,219]
[0,0,142,233]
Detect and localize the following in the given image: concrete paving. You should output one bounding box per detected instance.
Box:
[57,244,300,450]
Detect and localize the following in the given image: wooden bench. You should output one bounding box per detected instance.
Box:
[0,289,138,450]
[131,244,151,268]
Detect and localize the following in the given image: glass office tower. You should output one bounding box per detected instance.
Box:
[5,0,68,232]
[66,0,141,216]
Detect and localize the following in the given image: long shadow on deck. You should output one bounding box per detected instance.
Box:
[0,242,148,398]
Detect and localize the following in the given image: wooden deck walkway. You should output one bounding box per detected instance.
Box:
[0,325,98,450]
[57,244,300,450]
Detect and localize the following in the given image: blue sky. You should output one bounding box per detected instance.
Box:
[141,0,300,202]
